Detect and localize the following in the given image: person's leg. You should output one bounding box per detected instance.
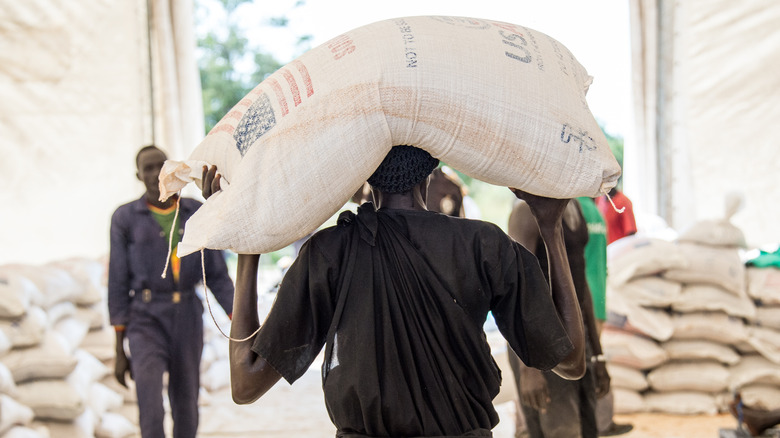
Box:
[579,365,598,438]
[127,320,169,438]
[596,390,614,431]
[729,396,780,436]
[536,371,582,438]
[168,296,204,438]
[520,399,546,438]
[508,346,532,438]
[509,348,581,438]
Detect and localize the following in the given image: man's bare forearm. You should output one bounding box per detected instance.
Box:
[538,224,586,380]
[229,254,281,404]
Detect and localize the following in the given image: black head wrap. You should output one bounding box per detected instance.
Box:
[367,146,439,194]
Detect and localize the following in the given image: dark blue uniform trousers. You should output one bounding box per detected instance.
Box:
[127,292,204,438]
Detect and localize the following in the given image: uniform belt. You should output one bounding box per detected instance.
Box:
[132,288,184,303]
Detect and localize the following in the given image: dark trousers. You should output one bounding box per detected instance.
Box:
[127,293,204,438]
[509,353,598,438]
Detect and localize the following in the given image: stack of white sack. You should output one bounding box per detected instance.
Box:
[0,259,138,438]
[0,257,247,438]
[158,15,620,257]
[600,195,779,416]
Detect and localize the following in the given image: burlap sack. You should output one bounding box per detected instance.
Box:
[643,391,719,415]
[671,311,749,346]
[606,363,648,391]
[606,291,674,341]
[747,267,780,305]
[613,388,646,414]
[739,384,780,411]
[672,284,756,319]
[662,243,746,296]
[601,328,668,370]
[729,354,780,390]
[14,379,85,421]
[160,16,621,256]
[647,360,730,393]
[607,237,685,286]
[661,340,741,366]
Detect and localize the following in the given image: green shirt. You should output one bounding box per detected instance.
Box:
[148,204,181,249]
[577,197,607,321]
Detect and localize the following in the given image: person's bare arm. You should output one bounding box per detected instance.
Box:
[510,189,586,380]
[202,166,282,404]
[579,281,610,397]
[507,201,540,251]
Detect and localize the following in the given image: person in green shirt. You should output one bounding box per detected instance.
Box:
[576,197,633,437]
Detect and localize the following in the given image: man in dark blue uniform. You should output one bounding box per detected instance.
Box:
[108,145,234,438]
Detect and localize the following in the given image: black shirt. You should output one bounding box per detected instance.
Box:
[252,203,572,437]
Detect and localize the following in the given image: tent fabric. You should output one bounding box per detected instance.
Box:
[628,0,780,247]
[0,0,203,265]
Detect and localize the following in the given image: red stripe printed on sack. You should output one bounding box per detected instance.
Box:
[281,69,302,107]
[268,78,289,116]
[235,97,253,108]
[291,60,314,97]
[224,110,243,121]
[208,124,235,136]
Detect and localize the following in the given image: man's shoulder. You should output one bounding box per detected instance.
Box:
[112,197,143,220]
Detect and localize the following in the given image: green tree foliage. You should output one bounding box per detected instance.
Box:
[196,0,305,134]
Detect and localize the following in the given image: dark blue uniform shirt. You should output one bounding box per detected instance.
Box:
[108,195,233,326]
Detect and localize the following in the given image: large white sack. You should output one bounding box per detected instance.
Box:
[86,382,123,419]
[79,326,115,362]
[661,340,741,366]
[0,361,16,396]
[646,360,730,393]
[39,409,96,438]
[612,388,646,414]
[671,311,749,346]
[0,271,36,319]
[605,292,674,342]
[643,391,719,415]
[754,305,780,330]
[0,329,10,358]
[201,358,230,392]
[1,264,82,310]
[676,193,747,248]
[1,426,49,438]
[672,283,755,319]
[746,326,780,365]
[739,384,780,411]
[729,354,780,390]
[0,332,77,383]
[606,363,648,392]
[160,16,621,256]
[609,275,682,308]
[0,307,47,349]
[607,237,685,286]
[47,258,106,307]
[14,380,85,421]
[601,328,668,370]
[662,243,746,296]
[0,394,35,435]
[95,412,136,438]
[747,267,780,305]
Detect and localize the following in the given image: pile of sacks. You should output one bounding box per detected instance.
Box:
[0,258,234,438]
[602,211,780,416]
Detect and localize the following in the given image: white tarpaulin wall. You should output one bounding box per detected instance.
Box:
[0,0,204,265]
[626,0,780,247]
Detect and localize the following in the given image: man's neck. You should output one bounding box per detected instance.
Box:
[377,192,427,211]
[145,192,176,209]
